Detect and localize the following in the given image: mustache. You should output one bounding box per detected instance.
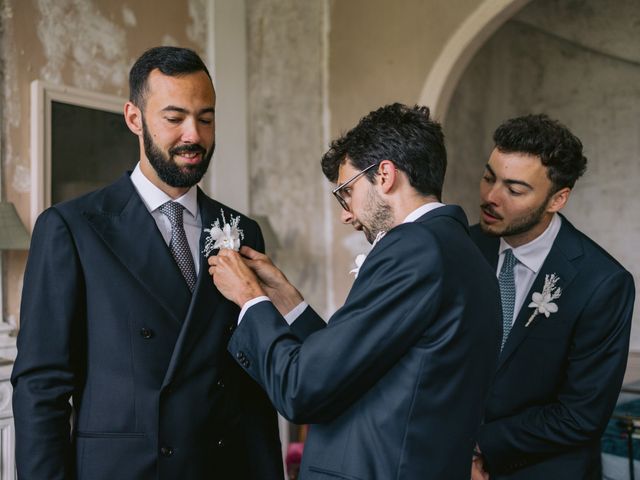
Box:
[480,203,503,220]
[169,144,207,156]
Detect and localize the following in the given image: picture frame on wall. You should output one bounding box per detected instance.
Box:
[30,80,138,227]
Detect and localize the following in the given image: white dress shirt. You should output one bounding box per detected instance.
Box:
[496,213,562,324]
[238,201,446,325]
[130,163,202,274]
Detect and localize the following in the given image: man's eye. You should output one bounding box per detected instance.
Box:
[199,118,213,125]
[482,175,494,183]
[508,188,523,196]
[166,117,181,124]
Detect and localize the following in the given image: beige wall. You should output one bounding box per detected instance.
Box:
[1,0,207,326]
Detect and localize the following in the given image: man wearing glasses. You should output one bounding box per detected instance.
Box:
[209,103,502,479]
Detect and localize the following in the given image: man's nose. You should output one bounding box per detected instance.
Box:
[341,208,353,224]
[181,118,202,144]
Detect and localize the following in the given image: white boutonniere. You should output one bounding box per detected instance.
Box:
[525,273,562,327]
[202,209,244,256]
[350,231,386,278]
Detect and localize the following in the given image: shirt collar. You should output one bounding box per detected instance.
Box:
[130,163,199,219]
[499,213,562,274]
[402,201,446,223]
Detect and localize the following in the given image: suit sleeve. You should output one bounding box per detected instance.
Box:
[232,221,284,480]
[228,226,444,424]
[478,269,635,473]
[11,208,84,479]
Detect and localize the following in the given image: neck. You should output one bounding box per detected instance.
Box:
[391,193,439,226]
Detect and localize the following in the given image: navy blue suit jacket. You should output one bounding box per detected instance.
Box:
[12,174,283,480]
[229,205,502,479]
[471,216,635,479]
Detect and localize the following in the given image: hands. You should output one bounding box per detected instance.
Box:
[471,445,489,480]
[208,246,304,314]
[208,248,266,306]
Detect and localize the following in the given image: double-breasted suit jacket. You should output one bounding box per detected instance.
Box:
[12,173,283,480]
[471,215,635,479]
[229,205,502,479]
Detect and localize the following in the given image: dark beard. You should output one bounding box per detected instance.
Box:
[480,197,549,238]
[363,188,393,244]
[142,117,214,188]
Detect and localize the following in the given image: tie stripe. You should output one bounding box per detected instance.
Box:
[159,201,197,292]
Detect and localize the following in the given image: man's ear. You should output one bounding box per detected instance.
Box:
[124,101,143,136]
[547,187,571,213]
[377,160,397,194]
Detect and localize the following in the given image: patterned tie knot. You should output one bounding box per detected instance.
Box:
[502,248,517,271]
[159,201,184,227]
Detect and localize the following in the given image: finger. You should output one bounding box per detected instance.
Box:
[240,246,265,260]
[208,255,218,267]
[208,265,216,276]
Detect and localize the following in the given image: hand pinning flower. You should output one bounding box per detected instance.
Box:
[525,273,562,327]
[350,231,386,279]
[203,209,244,256]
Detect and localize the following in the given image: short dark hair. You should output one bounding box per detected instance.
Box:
[129,46,212,109]
[493,114,587,191]
[321,103,447,200]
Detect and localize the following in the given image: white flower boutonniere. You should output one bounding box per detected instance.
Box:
[202,209,244,256]
[350,231,386,279]
[525,273,562,327]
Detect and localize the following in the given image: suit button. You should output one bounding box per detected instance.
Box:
[160,446,173,457]
[140,328,154,339]
[217,439,225,448]
[243,360,250,368]
[217,378,225,388]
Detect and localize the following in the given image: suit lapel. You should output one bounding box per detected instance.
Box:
[497,217,583,371]
[162,190,226,387]
[83,174,192,325]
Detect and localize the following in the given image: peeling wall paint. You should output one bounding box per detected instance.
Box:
[121,5,136,27]
[187,0,207,45]
[36,0,129,90]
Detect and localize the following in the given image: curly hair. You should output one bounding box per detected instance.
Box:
[321,103,447,200]
[493,114,587,191]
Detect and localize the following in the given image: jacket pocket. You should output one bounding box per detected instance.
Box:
[306,466,364,480]
[76,430,145,438]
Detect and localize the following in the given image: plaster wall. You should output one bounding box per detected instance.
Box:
[246,0,329,314]
[445,0,640,348]
[1,0,207,326]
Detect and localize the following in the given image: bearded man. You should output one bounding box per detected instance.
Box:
[470,114,635,480]
[209,103,502,479]
[12,46,283,480]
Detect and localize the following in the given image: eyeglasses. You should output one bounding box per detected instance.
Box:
[332,163,377,212]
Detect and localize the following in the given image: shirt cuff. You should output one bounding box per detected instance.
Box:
[283,301,309,325]
[238,296,271,324]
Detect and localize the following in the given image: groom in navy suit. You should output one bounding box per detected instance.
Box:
[210,103,502,479]
[12,47,282,479]
[470,114,635,479]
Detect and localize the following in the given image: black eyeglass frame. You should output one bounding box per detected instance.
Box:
[331,163,377,212]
